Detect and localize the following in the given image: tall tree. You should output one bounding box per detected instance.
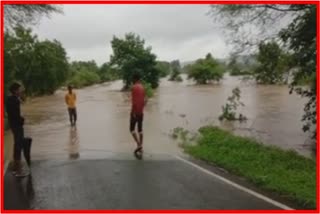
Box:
[110,33,160,89]
[255,41,290,84]
[4,26,69,95]
[188,53,224,84]
[4,4,64,95]
[156,61,171,78]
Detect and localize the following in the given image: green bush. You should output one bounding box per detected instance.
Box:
[188,54,225,84]
[68,69,101,88]
[98,63,120,82]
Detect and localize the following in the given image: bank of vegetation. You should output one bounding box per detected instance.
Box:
[172,126,316,209]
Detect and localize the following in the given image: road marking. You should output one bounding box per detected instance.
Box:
[175,155,294,210]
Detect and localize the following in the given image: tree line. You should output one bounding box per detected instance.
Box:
[4,26,120,96]
[5,25,228,97]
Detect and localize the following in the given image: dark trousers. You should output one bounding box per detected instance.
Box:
[11,126,24,161]
[68,108,77,124]
[130,113,143,133]
[11,126,31,164]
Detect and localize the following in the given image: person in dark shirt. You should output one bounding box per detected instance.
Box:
[6,82,32,177]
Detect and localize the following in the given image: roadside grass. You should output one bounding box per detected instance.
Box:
[177,126,316,209]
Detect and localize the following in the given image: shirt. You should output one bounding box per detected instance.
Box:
[6,95,24,128]
[65,92,77,109]
[131,82,145,115]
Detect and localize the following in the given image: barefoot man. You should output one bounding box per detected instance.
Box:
[65,85,77,126]
[130,74,147,157]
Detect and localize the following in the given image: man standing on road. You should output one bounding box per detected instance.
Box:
[130,74,147,158]
[6,82,32,177]
[65,85,77,126]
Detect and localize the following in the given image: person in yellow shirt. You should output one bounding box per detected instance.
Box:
[65,85,77,126]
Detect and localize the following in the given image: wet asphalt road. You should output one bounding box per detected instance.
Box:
[4,155,282,210]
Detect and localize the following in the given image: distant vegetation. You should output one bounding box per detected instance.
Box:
[169,60,183,82]
[187,53,225,84]
[67,61,120,88]
[156,61,171,78]
[227,54,256,76]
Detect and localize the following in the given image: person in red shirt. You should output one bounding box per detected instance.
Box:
[130,74,147,157]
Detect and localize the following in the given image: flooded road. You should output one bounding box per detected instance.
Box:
[12,74,311,161]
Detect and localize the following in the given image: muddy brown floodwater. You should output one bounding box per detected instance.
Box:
[7,74,311,161]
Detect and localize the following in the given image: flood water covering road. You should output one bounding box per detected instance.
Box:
[10,74,310,160]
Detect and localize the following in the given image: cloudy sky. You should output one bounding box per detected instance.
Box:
[32,5,231,65]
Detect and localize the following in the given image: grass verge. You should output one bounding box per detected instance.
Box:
[182,126,316,209]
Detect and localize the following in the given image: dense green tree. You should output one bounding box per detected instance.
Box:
[254,41,290,84]
[4,4,63,95]
[4,26,69,96]
[98,63,120,82]
[67,60,103,87]
[68,67,101,88]
[29,40,69,94]
[64,60,121,88]
[110,33,160,90]
[188,53,224,84]
[155,61,171,78]
[69,60,99,74]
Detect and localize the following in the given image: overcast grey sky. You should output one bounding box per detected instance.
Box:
[32,5,231,65]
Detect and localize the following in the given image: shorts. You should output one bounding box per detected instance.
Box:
[130,113,143,133]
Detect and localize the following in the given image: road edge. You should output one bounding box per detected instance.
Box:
[175,155,294,210]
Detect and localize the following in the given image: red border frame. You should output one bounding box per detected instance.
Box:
[0,1,319,4]
[0,1,319,213]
